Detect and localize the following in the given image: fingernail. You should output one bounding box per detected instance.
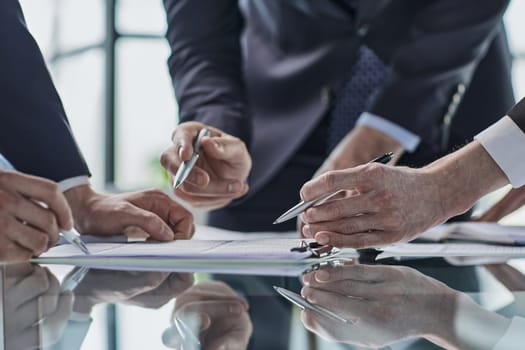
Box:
[229,303,242,315]
[178,145,184,158]
[302,225,312,237]
[215,141,223,152]
[190,172,203,185]
[302,273,312,285]
[227,182,241,193]
[315,270,330,282]
[316,233,329,245]
[161,227,175,240]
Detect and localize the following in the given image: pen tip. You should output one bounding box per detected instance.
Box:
[273,219,281,225]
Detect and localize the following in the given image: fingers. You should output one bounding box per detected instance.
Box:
[0,172,73,230]
[300,164,384,202]
[176,181,249,201]
[199,136,250,167]
[0,236,35,261]
[126,189,195,240]
[312,230,399,248]
[116,205,176,241]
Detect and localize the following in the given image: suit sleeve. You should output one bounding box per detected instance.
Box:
[0,0,90,182]
[163,0,251,144]
[367,0,510,150]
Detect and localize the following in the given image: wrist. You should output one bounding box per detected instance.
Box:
[64,184,98,231]
[424,141,509,221]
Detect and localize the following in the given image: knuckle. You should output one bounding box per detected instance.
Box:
[319,172,336,191]
[42,212,58,232]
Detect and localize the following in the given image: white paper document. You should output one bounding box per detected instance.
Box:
[377,242,525,260]
[417,222,525,245]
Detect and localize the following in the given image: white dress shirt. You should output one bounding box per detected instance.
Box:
[475,116,525,188]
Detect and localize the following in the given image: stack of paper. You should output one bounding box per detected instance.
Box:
[417,222,525,245]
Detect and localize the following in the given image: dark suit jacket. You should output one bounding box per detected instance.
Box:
[0,0,89,182]
[508,97,525,129]
[164,0,513,198]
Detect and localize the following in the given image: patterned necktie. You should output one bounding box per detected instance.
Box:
[327,45,387,152]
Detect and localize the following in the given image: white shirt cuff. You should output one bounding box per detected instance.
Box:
[58,176,90,192]
[475,116,525,188]
[356,112,421,152]
[492,316,525,350]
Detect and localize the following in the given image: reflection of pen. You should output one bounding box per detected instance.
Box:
[174,316,201,348]
[0,154,90,255]
[61,266,90,292]
[273,286,348,323]
[273,152,394,224]
[173,128,211,189]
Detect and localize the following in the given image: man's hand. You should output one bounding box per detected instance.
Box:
[300,263,458,348]
[298,163,448,248]
[4,264,73,349]
[315,125,403,176]
[64,185,194,241]
[0,171,74,260]
[165,281,252,350]
[299,141,508,248]
[298,125,403,234]
[161,121,251,209]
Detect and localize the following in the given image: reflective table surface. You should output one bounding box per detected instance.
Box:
[2,255,525,350]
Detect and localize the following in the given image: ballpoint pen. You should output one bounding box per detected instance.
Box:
[273,286,348,323]
[273,152,394,224]
[0,154,90,255]
[173,128,211,189]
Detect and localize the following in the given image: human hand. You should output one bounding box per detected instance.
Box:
[3,263,73,349]
[299,163,448,248]
[64,185,194,241]
[161,121,251,209]
[0,171,74,259]
[163,281,252,350]
[473,186,525,222]
[300,263,458,348]
[72,269,194,313]
[315,125,403,177]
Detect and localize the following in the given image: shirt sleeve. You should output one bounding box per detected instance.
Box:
[474,116,525,187]
[356,112,421,152]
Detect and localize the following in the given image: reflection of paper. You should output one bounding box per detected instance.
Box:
[376,243,525,260]
[39,239,316,260]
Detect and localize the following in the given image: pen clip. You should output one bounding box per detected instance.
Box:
[192,128,211,156]
[291,240,334,258]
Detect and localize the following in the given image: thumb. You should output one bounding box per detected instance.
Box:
[115,205,175,241]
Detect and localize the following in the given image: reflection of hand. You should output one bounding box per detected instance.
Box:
[64,185,194,241]
[301,262,512,349]
[0,171,74,259]
[161,121,251,209]
[72,269,194,314]
[4,264,73,349]
[300,263,456,347]
[165,281,252,350]
[474,186,525,222]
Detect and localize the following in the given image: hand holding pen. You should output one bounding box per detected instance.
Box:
[274,152,394,224]
[161,122,252,209]
[295,151,454,249]
[0,161,89,258]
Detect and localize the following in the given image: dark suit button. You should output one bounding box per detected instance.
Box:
[357,24,369,37]
[320,86,333,104]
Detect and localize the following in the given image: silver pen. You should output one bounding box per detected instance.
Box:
[0,153,90,255]
[273,286,348,323]
[173,128,211,189]
[273,152,394,224]
[61,229,90,255]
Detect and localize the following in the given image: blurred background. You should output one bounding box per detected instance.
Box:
[19,0,525,194]
[14,1,525,349]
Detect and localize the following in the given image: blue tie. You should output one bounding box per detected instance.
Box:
[327,45,387,152]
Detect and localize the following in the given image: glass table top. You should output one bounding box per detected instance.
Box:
[2,256,525,350]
